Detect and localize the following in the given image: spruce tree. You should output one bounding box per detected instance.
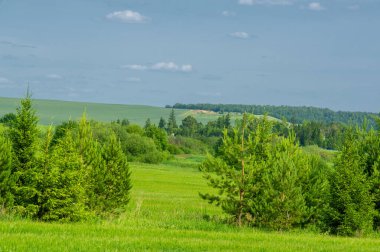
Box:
[97,132,132,213]
[167,108,178,135]
[10,92,40,216]
[158,117,166,129]
[144,118,152,129]
[329,130,375,236]
[77,113,103,210]
[39,130,88,221]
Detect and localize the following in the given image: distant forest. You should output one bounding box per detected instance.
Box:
[171,103,379,126]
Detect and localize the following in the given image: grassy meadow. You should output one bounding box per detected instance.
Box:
[1,156,380,251]
[0,97,236,126]
[0,97,281,126]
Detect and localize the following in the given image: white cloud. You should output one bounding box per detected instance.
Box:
[122,62,193,73]
[180,65,193,73]
[106,10,149,23]
[230,31,250,39]
[151,62,193,72]
[308,2,325,11]
[222,10,236,17]
[46,74,62,80]
[238,0,294,6]
[121,64,147,70]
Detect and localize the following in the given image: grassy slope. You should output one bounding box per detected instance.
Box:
[0,97,223,126]
[1,156,379,251]
[0,97,279,126]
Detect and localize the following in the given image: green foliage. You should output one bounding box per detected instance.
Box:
[38,128,88,221]
[158,117,166,129]
[2,97,133,220]
[169,136,210,154]
[50,120,78,146]
[167,108,178,134]
[0,113,16,127]
[144,124,169,151]
[97,133,132,213]
[200,114,330,230]
[328,129,375,236]
[9,93,40,217]
[120,133,164,163]
[0,132,14,209]
[173,103,378,127]
[180,115,202,137]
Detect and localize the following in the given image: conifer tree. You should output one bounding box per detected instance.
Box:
[9,92,40,216]
[39,130,88,221]
[97,132,132,213]
[77,113,103,210]
[329,130,375,236]
[158,117,166,129]
[200,115,328,229]
[144,118,152,129]
[167,108,178,135]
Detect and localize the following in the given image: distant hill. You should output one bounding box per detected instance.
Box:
[172,103,379,126]
[0,97,240,126]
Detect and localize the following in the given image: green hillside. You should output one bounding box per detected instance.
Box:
[0,97,280,126]
[0,97,236,126]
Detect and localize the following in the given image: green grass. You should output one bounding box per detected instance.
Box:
[0,97,279,126]
[1,156,380,251]
[302,145,338,164]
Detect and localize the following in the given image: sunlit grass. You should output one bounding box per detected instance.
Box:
[1,157,380,251]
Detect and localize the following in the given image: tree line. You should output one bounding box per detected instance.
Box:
[171,103,378,127]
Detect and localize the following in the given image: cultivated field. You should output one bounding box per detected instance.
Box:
[1,156,379,251]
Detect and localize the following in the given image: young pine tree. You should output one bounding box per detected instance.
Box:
[9,92,40,216]
[167,108,178,135]
[329,129,375,236]
[97,132,132,213]
[39,130,88,221]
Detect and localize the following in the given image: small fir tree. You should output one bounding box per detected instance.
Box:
[97,132,132,213]
[158,117,166,129]
[9,92,40,216]
[167,108,178,135]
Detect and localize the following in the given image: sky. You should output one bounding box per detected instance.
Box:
[0,0,379,112]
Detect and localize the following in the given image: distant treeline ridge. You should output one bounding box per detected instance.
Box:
[171,103,379,126]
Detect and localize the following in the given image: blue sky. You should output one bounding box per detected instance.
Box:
[0,0,379,112]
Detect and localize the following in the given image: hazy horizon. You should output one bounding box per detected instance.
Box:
[0,0,379,113]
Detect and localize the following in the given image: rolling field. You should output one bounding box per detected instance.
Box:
[0,97,280,126]
[0,97,239,126]
[1,156,380,251]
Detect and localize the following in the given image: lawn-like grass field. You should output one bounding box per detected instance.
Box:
[1,156,380,251]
